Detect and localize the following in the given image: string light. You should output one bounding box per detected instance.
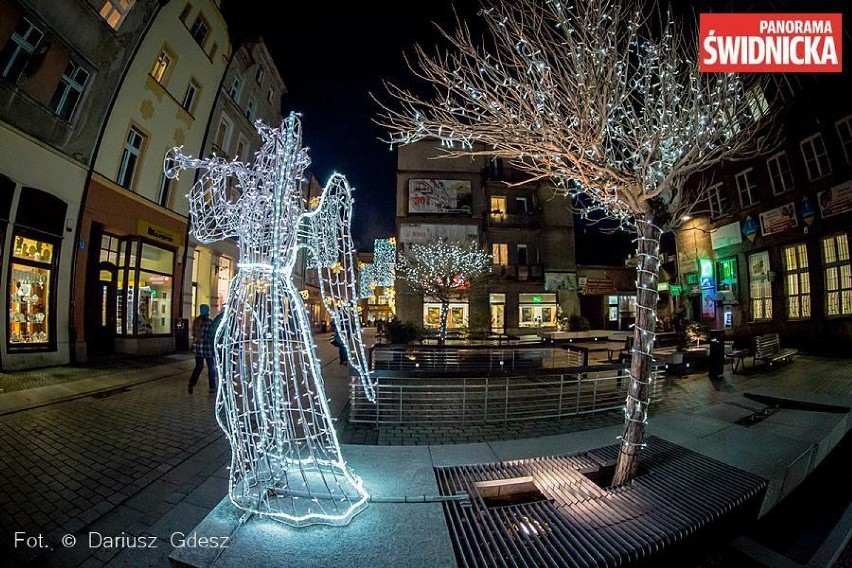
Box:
[165,112,375,527]
[375,0,772,484]
[396,240,491,342]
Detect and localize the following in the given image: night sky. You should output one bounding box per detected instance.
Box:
[221,1,646,263]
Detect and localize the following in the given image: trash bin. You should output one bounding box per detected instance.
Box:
[708,328,725,380]
[175,318,190,351]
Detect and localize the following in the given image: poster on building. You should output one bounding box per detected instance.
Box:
[759,202,797,236]
[817,181,852,219]
[701,288,716,319]
[397,223,478,252]
[544,271,576,291]
[408,179,473,214]
[710,221,742,250]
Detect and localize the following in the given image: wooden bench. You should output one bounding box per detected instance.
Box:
[753,333,798,368]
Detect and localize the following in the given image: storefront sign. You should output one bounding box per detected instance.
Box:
[799,196,816,225]
[137,220,178,245]
[670,285,682,296]
[407,179,472,215]
[817,181,852,219]
[578,276,617,295]
[742,216,758,242]
[759,203,798,236]
[710,221,742,250]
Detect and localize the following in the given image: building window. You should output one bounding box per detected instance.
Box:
[744,83,770,123]
[246,99,255,122]
[735,168,757,208]
[181,79,200,113]
[117,127,144,189]
[748,251,772,321]
[189,15,209,48]
[716,257,738,297]
[782,242,810,320]
[490,196,506,221]
[151,48,172,84]
[0,17,44,81]
[766,151,794,195]
[117,241,175,335]
[489,293,505,334]
[267,86,275,105]
[157,172,171,207]
[423,300,468,330]
[517,243,528,265]
[518,293,557,328]
[800,133,831,181]
[708,183,726,219]
[822,233,852,317]
[49,60,90,121]
[179,3,192,23]
[492,243,508,266]
[255,66,265,85]
[234,136,248,161]
[214,116,232,153]
[516,196,529,215]
[229,76,242,102]
[836,115,852,164]
[99,0,135,30]
[8,234,57,350]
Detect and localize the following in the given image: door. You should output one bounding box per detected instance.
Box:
[490,303,505,334]
[91,263,117,353]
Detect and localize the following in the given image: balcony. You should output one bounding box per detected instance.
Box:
[492,264,543,281]
[488,212,541,228]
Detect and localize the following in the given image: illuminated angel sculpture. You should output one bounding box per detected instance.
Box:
[165,112,375,527]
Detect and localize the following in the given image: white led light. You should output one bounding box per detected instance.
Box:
[165,113,375,527]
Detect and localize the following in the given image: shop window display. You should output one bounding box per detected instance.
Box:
[8,235,55,348]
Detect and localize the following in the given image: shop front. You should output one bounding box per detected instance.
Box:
[1,171,80,370]
[74,174,186,359]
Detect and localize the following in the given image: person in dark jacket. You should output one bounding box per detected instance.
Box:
[332,320,348,365]
[188,304,217,394]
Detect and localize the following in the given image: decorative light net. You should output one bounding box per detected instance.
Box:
[165,112,375,527]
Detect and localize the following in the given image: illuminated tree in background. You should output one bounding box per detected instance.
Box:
[358,238,396,301]
[397,240,491,343]
[375,0,772,484]
[165,113,375,527]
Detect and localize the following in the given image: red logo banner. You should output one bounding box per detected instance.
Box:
[699,13,842,73]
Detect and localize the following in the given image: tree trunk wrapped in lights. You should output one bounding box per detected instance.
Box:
[375,0,774,485]
[165,113,375,527]
[396,240,491,344]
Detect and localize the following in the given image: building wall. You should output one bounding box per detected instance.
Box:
[395,140,580,336]
[674,73,852,352]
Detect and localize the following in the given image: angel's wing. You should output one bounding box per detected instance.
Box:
[298,174,375,402]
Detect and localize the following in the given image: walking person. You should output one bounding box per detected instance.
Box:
[188,304,217,394]
[331,320,348,365]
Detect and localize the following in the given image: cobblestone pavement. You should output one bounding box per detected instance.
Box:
[0,340,849,567]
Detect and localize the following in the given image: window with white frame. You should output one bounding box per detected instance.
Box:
[766,151,794,195]
[49,59,89,121]
[234,136,248,161]
[800,133,831,180]
[117,127,144,188]
[255,67,265,85]
[189,15,209,47]
[492,243,508,266]
[181,79,200,113]
[735,168,757,208]
[822,233,852,317]
[156,172,171,207]
[229,76,241,102]
[517,243,528,265]
[246,99,255,122]
[708,182,727,219]
[744,84,770,123]
[267,86,275,105]
[836,115,852,164]
[0,17,44,81]
[151,48,172,84]
[99,0,135,30]
[782,242,810,320]
[213,115,232,153]
[748,251,772,321]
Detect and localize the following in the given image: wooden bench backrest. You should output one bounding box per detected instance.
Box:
[754,333,781,358]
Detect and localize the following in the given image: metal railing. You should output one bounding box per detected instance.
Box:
[370,344,590,374]
[349,365,664,425]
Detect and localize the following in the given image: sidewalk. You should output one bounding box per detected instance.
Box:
[1,336,850,567]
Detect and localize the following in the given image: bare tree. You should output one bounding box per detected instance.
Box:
[396,240,491,343]
[375,0,773,485]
